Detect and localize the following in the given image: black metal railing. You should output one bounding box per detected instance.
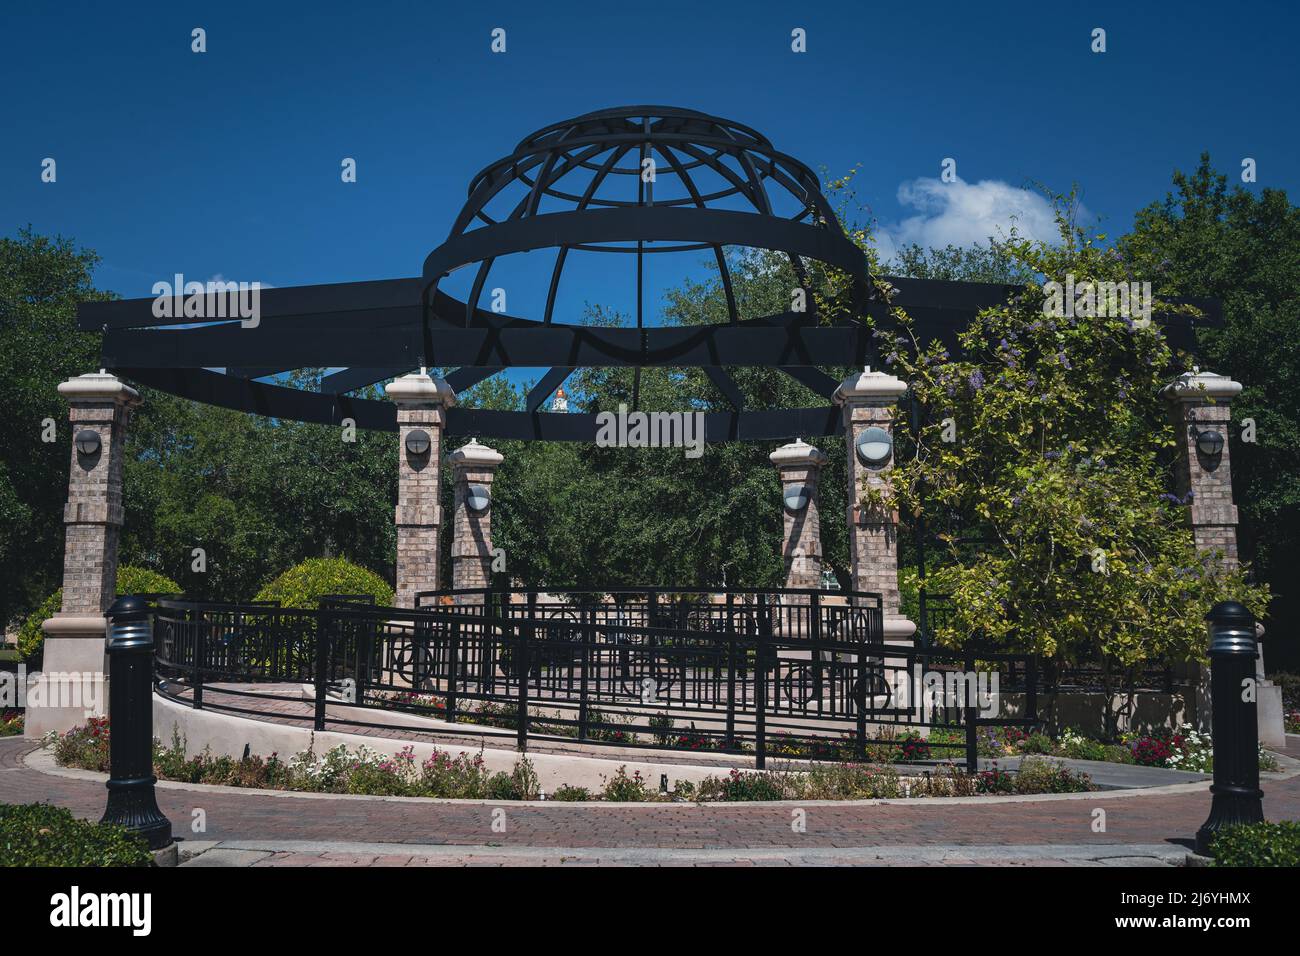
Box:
[152,587,1038,770]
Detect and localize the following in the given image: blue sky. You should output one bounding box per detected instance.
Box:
[4,0,1296,350]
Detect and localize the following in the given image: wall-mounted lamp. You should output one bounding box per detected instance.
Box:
[466,482,491,512]
[75,429,101,456]
[855,426,893,466]
[1196,428,1225,457]
[783,483,810,511]
[405,428,431,456]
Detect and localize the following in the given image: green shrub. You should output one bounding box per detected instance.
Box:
[600,766,652,801]
[1020,732,1057,755]
[550,784,591,801]
[796,763,903,800]
[1013,756,1094,793]
[1102,744,1136,765]
[0,803,151,867]
[18,565,181,665]
[697,768,790,801]
[253,557,392,609]
[1210,822,1300,867]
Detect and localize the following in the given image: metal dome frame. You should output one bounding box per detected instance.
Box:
[78,106,1219,442]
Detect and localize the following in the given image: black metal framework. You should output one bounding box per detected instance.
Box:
[151,587,1037,771]
[76,105,1220,443]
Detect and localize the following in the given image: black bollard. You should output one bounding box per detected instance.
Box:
[1194,600,1264,856]
[100,595,173,850]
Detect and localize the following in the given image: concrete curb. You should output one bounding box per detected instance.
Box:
[178,839,1193,867]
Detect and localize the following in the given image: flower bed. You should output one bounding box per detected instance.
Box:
[936,723,1280,773]
[0,709,23,737]
[49,719,1094,802]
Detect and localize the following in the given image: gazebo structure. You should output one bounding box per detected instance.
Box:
[30,107,1247,754]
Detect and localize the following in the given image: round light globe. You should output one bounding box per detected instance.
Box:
[855,426,893,466]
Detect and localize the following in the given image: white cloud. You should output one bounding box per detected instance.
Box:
[872,176,1083,265]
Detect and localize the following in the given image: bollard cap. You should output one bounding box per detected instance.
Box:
[105,595,154,650]
[107,594,152,620]
[1205,600,1257,657]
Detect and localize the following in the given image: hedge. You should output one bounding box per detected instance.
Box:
[1210,822,1300,867]
[17,565,182,666]
[0,803,152,867]
[254,557,393,609]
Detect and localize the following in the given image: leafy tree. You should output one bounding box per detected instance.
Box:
[1120,155,1300,668]
[874,207,1266,735]
[0,229,107,628]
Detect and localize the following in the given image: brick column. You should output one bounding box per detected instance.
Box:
[1160,369,1281,738]
[27,372,139,737]
[1162,369,1242,567]
[449,438,503,595]
[769,439,827,594]
[385,372,455,608]
[834,368,915,640]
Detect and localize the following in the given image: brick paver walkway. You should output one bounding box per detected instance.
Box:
[6,736,1298,859]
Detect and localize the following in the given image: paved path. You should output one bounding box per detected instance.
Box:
[6,736,1299,866]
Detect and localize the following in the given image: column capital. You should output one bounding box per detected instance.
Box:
[449,438,503,471]
[834,367,908,406]
[385,372,456,407]
[770,438,827,470]
[1161,369,1242,404]
[58,371,140,406]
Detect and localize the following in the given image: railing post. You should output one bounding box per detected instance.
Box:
[1196,601,1264,855]
[578,604,591,741]
[192,615,205,711]
[101,596,173,851]
[854,614,868,761]
[447,618,459,723]
[755,592,769,769]
[517,592,534,752]
[314,609,331,731]
[1026,655,1038,722]
[811,590,823,714]
[725,592,737,751]
[964,646,978,774]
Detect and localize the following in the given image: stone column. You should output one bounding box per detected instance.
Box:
[27,372,139,737]
[1162,369,1242,567]
[770,439,827,594]
[1161,369,1284,741]
[449,439,504,595]
[834,368,915,641]
[385,372,455,608]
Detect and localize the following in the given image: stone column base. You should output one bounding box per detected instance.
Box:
[23,615,108,738]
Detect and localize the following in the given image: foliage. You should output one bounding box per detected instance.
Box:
[49,715,112,772]
[0,710,23,737]
[600,766,653,801]
[696,768,791,801]
[1209,822,1300,867]
[0,229,107,631]
[550,783,591,802]
[18,565,181,665]
[1011,756,1093,793]
[0,802,152,867]
[1121,157,1300,668]
[869,202,1267,738]
[253,557,392,609]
